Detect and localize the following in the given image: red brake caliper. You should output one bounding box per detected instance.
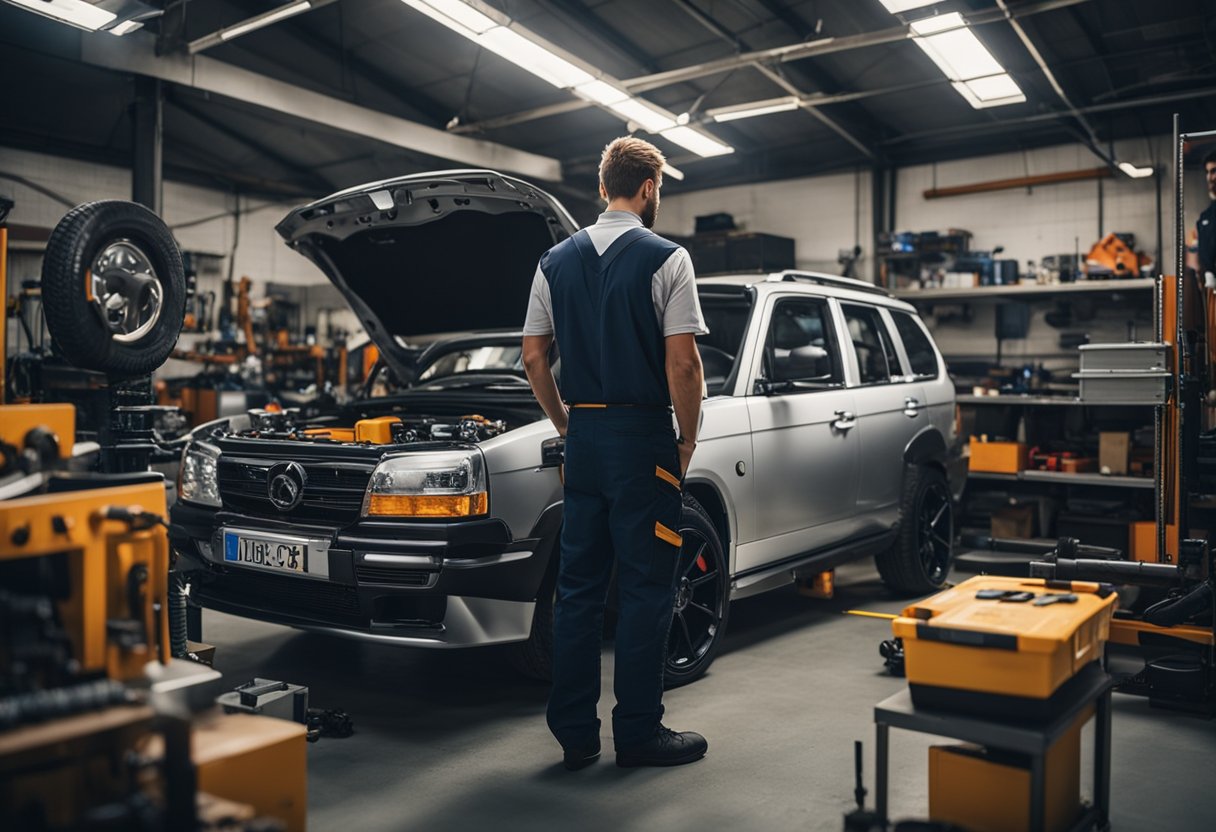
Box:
[695,553,708,572]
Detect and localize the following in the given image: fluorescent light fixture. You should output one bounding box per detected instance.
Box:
[7,0,116,30]
[108,19,144,35]
[573,80,629,107]
[709,97,800,123]
[401,0,495,36]
[1118,162,1154,179]
[478,27,592,88]
[910,12,1025,109]
[662,163,685,182]
[878,0,939,12]
[219,0,311,41]
[608,98,676,133]
[660,126,735,158]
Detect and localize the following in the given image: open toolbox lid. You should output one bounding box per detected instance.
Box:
[892,576,1118,655]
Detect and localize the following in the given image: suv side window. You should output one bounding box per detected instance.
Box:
[890,310,940,379]
[761,297,844,388]
[842,304,903,384]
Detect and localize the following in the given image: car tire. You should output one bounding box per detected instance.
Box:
[41,200,185,377]
[875,464,953,596]
[507,495,730,688]
[664,494,730,689]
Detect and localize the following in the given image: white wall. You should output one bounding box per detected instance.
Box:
[0,146,359,378]
[655,167,873,277]
[893,136,1205,270]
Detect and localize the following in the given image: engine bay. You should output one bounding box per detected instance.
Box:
[224,407,510,445]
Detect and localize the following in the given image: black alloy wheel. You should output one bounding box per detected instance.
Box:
[664,496,729,688]
[875,465,954,596]
[917,479,953,587]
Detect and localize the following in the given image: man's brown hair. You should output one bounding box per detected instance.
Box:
[599,137,665,201]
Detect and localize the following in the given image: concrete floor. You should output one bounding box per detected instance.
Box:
[201,562,1216,831]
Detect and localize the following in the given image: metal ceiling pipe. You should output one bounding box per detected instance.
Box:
[187,0,338,54]
[451,0,1094,135]
[993,0,1113,167]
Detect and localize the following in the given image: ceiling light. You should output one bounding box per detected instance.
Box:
[219,0,311,41]
[608,98,676,133]
[1118,162,1154,179]
[108,19,144,35]
[573,80,629,107]
[909,12,1025,109]
[660,126,734,158]
[662,163,685,182]
[878,0,939,12]
[6,0,116,30]
[478,27,592,88]
[709,97,800,122]
[402,0,495,36]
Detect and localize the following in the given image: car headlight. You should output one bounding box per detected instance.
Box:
[179,442,221,508]
[363,450,488,518]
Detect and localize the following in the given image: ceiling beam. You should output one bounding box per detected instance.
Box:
[73,29,562,181]
[451,0,1093,136]
[187,0,338,54]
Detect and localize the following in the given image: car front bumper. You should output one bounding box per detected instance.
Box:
[169,501,559,647]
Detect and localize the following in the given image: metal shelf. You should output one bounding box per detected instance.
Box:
[957,394,1156,407]
[893,278,1155,302]
[968,469,1154,489]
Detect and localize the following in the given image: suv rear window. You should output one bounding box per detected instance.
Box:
[842,304,902,384]
[890,311,939,379]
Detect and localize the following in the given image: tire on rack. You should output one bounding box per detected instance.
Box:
[664,494,730,689]
[41,200,185,378]
[875,464,954,596]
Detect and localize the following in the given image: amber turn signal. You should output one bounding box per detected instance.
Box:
[366,492,488,518]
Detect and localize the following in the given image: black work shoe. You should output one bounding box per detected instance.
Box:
[615,725,707,768]
[563,741,601,771]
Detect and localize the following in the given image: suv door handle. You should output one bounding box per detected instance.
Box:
[832,410,856,432]
[903,397,921,418]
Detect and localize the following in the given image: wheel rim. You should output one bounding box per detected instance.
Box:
[917,482,953,584]
[667,527,725,675]
[90,239,163,344]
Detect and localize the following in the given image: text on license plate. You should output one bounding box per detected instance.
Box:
[224,532,307,573]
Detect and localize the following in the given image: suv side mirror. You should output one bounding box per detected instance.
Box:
[773,345,831,382]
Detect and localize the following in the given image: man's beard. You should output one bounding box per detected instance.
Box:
[640,194,659,229]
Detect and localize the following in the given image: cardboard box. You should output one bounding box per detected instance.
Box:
[1099,432,1131,475]
[991,504,1035,539]
[1130,521,1156,562]
[929,716,1083,832]
[1061,457,1097,474]
[969,438,1026,473]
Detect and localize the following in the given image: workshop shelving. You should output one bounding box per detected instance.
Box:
[967,470,1154,489]
[893,278,1155,302]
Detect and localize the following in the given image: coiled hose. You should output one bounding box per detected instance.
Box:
[167,572,190,658]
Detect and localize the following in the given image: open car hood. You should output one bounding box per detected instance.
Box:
[276,170,578,382]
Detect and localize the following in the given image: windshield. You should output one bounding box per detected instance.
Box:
[415,343,526,384]
[697,293,752,395]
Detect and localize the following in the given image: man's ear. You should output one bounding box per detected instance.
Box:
[640,179,654,200]
[599,181,608,201]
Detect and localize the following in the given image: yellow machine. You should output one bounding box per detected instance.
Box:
[0,203,308,831]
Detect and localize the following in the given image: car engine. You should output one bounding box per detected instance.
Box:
[227,408,509,445]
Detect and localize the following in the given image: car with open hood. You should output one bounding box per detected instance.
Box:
[169,170,957,687]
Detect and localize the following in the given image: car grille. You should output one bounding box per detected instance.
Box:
[355,565,434,587]
[195,569,363,627]
[217,458,373,522]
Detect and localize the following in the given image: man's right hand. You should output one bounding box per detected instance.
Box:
[677,440,695,478]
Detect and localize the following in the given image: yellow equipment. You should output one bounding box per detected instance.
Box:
[893,575,1116,716]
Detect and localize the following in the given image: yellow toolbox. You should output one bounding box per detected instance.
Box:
[893,576,1117,717]
[928,710,1084,832]
[968,438,1027,473]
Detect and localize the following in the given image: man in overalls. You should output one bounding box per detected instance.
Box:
[522,137,708,770]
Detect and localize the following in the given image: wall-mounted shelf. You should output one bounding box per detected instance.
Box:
[968,469,1154,489]
[957,394,1156,407]
[894,278,1155,302]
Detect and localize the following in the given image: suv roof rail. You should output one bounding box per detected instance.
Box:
[768,271,893,298]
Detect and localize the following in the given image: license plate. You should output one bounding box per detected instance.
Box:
[223,530,312,574]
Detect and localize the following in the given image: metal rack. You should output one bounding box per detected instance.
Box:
[893,278,1155,302]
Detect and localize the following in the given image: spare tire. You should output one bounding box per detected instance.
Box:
[41,200,185,378]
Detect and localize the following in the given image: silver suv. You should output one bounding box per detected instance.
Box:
[169,171,956,687]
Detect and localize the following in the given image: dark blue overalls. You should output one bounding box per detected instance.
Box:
[541,226,685,751]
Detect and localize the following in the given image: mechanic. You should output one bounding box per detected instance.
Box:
[521,137,708,771]
[1193,148,1216,284]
